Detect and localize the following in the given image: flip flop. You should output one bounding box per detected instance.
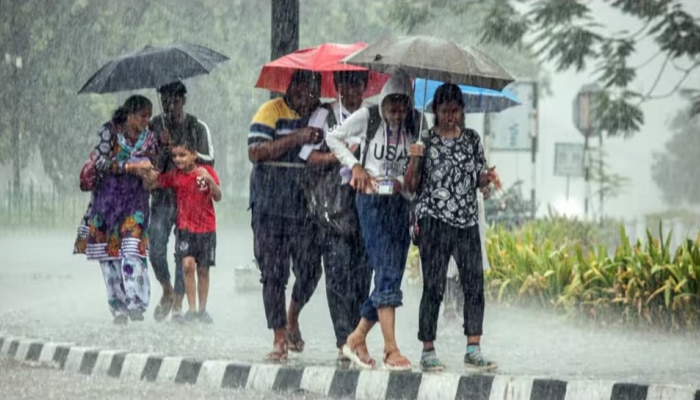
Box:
[341,344,375,370]
[383,349,412,372]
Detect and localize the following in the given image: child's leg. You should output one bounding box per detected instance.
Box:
[197,265,210,311]
[182,256,197,312]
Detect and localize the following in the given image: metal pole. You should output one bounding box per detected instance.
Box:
[584,133,590,220]
[530,81,538,220]
[270,0,299,99]
[598,132,604,222]
[566,175,570,201]
[11,60,20,197]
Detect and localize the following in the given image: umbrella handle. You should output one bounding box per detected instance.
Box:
[156,90,166,131]
[416,79,429,144]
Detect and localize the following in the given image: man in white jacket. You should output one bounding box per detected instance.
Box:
[326,70,420,371]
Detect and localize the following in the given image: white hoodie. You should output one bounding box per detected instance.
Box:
[326,70,414,191]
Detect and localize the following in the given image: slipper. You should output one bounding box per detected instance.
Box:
[265,349,288,363]
[341,344,375,370]
[383,349,412,372]
[286,329,305,353]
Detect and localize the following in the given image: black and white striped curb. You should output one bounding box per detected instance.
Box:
[1,335,698,400]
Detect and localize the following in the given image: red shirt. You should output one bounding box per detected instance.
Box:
[159,165,219,233]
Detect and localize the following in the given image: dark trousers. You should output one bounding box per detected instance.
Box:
[356,194,411,322]
[417,217,484,341]
[252,211,323,330]
[323,228,371,348]
[148,193,185,295]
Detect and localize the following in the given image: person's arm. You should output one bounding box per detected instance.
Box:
[94,124,152,176]
[325,108,368,169]
[307,149,337,165]
[247,101,320,163]
[194,120,215,165]
[473,133,491,188]
[326,109,375,192]
[404,142,425,193]
[198,166,222,202]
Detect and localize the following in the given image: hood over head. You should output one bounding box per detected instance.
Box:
[378,69,413,119]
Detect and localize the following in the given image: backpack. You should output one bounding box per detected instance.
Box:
[302,103,359,236]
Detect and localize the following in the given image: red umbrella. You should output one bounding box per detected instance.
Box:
[254,42,390,98]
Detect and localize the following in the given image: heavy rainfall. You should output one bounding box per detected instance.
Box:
[1,1,700,399]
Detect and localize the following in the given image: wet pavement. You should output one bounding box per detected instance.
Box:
[0,359,325,400]
[1,227,699,388]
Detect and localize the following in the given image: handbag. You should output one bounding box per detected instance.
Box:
[79,122,116,192]
[79,149,100,192]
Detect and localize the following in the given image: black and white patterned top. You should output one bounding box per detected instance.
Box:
[414,127,486,229]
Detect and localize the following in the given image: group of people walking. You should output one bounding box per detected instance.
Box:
[74,67,498,372]
[248,68,497,371]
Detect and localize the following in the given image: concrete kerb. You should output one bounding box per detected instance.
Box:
[1,334,698,400]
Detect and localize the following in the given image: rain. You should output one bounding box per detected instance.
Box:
[1,1,700,399]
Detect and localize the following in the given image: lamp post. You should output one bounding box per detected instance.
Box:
[5,52,22,199]
[572,83,602,221]
[270,0,299,99]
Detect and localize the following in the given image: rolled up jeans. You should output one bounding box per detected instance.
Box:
[148,191,184,295]
[355,193,410,322]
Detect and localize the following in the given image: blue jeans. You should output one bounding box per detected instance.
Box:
[148,192,184,295]
[356,194,410,322]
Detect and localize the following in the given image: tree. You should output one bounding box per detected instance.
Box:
[390,0,700,138]
[0,0,397,195]
[651,102,700,205]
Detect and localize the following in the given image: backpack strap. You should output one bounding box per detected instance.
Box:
[320,103,338,129]
[361,105,382,168]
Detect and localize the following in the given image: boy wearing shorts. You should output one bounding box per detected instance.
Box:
[153,140,221,323]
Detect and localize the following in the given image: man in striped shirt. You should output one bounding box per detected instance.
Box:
[149,81,216,323]
[248,69,324,362]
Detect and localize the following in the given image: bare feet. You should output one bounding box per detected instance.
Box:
[285,328,305,353]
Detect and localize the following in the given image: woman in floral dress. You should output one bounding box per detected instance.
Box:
[78,95,159,324]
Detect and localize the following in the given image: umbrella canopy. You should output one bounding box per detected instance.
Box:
[78,42,230,94]
[343,35,514,91]
[254,42,390,98]
[413,78,521,113]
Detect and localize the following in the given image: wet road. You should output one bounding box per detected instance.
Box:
[0,359,324,400]
[1,227,699,388]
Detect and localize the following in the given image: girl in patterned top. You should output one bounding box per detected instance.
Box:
[404,83,498,372]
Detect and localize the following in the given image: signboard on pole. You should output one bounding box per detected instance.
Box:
[554,142,585,178]
[489,81,535,151]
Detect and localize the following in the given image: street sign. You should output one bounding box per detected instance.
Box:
[489,81,536,151]
[554,142,585,178]
[573,83,601,137]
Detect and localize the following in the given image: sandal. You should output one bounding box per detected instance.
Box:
[383,349,412,371]
[341,344,375,369]
[265,348,288,363]
[285,329,305,353]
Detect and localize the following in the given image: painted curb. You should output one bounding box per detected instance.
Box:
[1,335,698,400]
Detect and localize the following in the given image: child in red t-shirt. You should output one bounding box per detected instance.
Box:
[153,141,221,323]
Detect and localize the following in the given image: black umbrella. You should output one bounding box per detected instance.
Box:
[78,42,229,94]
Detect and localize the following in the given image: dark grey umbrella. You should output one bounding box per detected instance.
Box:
[342,35,514,91]
[78,42,229,94]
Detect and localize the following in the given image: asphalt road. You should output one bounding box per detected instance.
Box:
[1,227,699,387]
